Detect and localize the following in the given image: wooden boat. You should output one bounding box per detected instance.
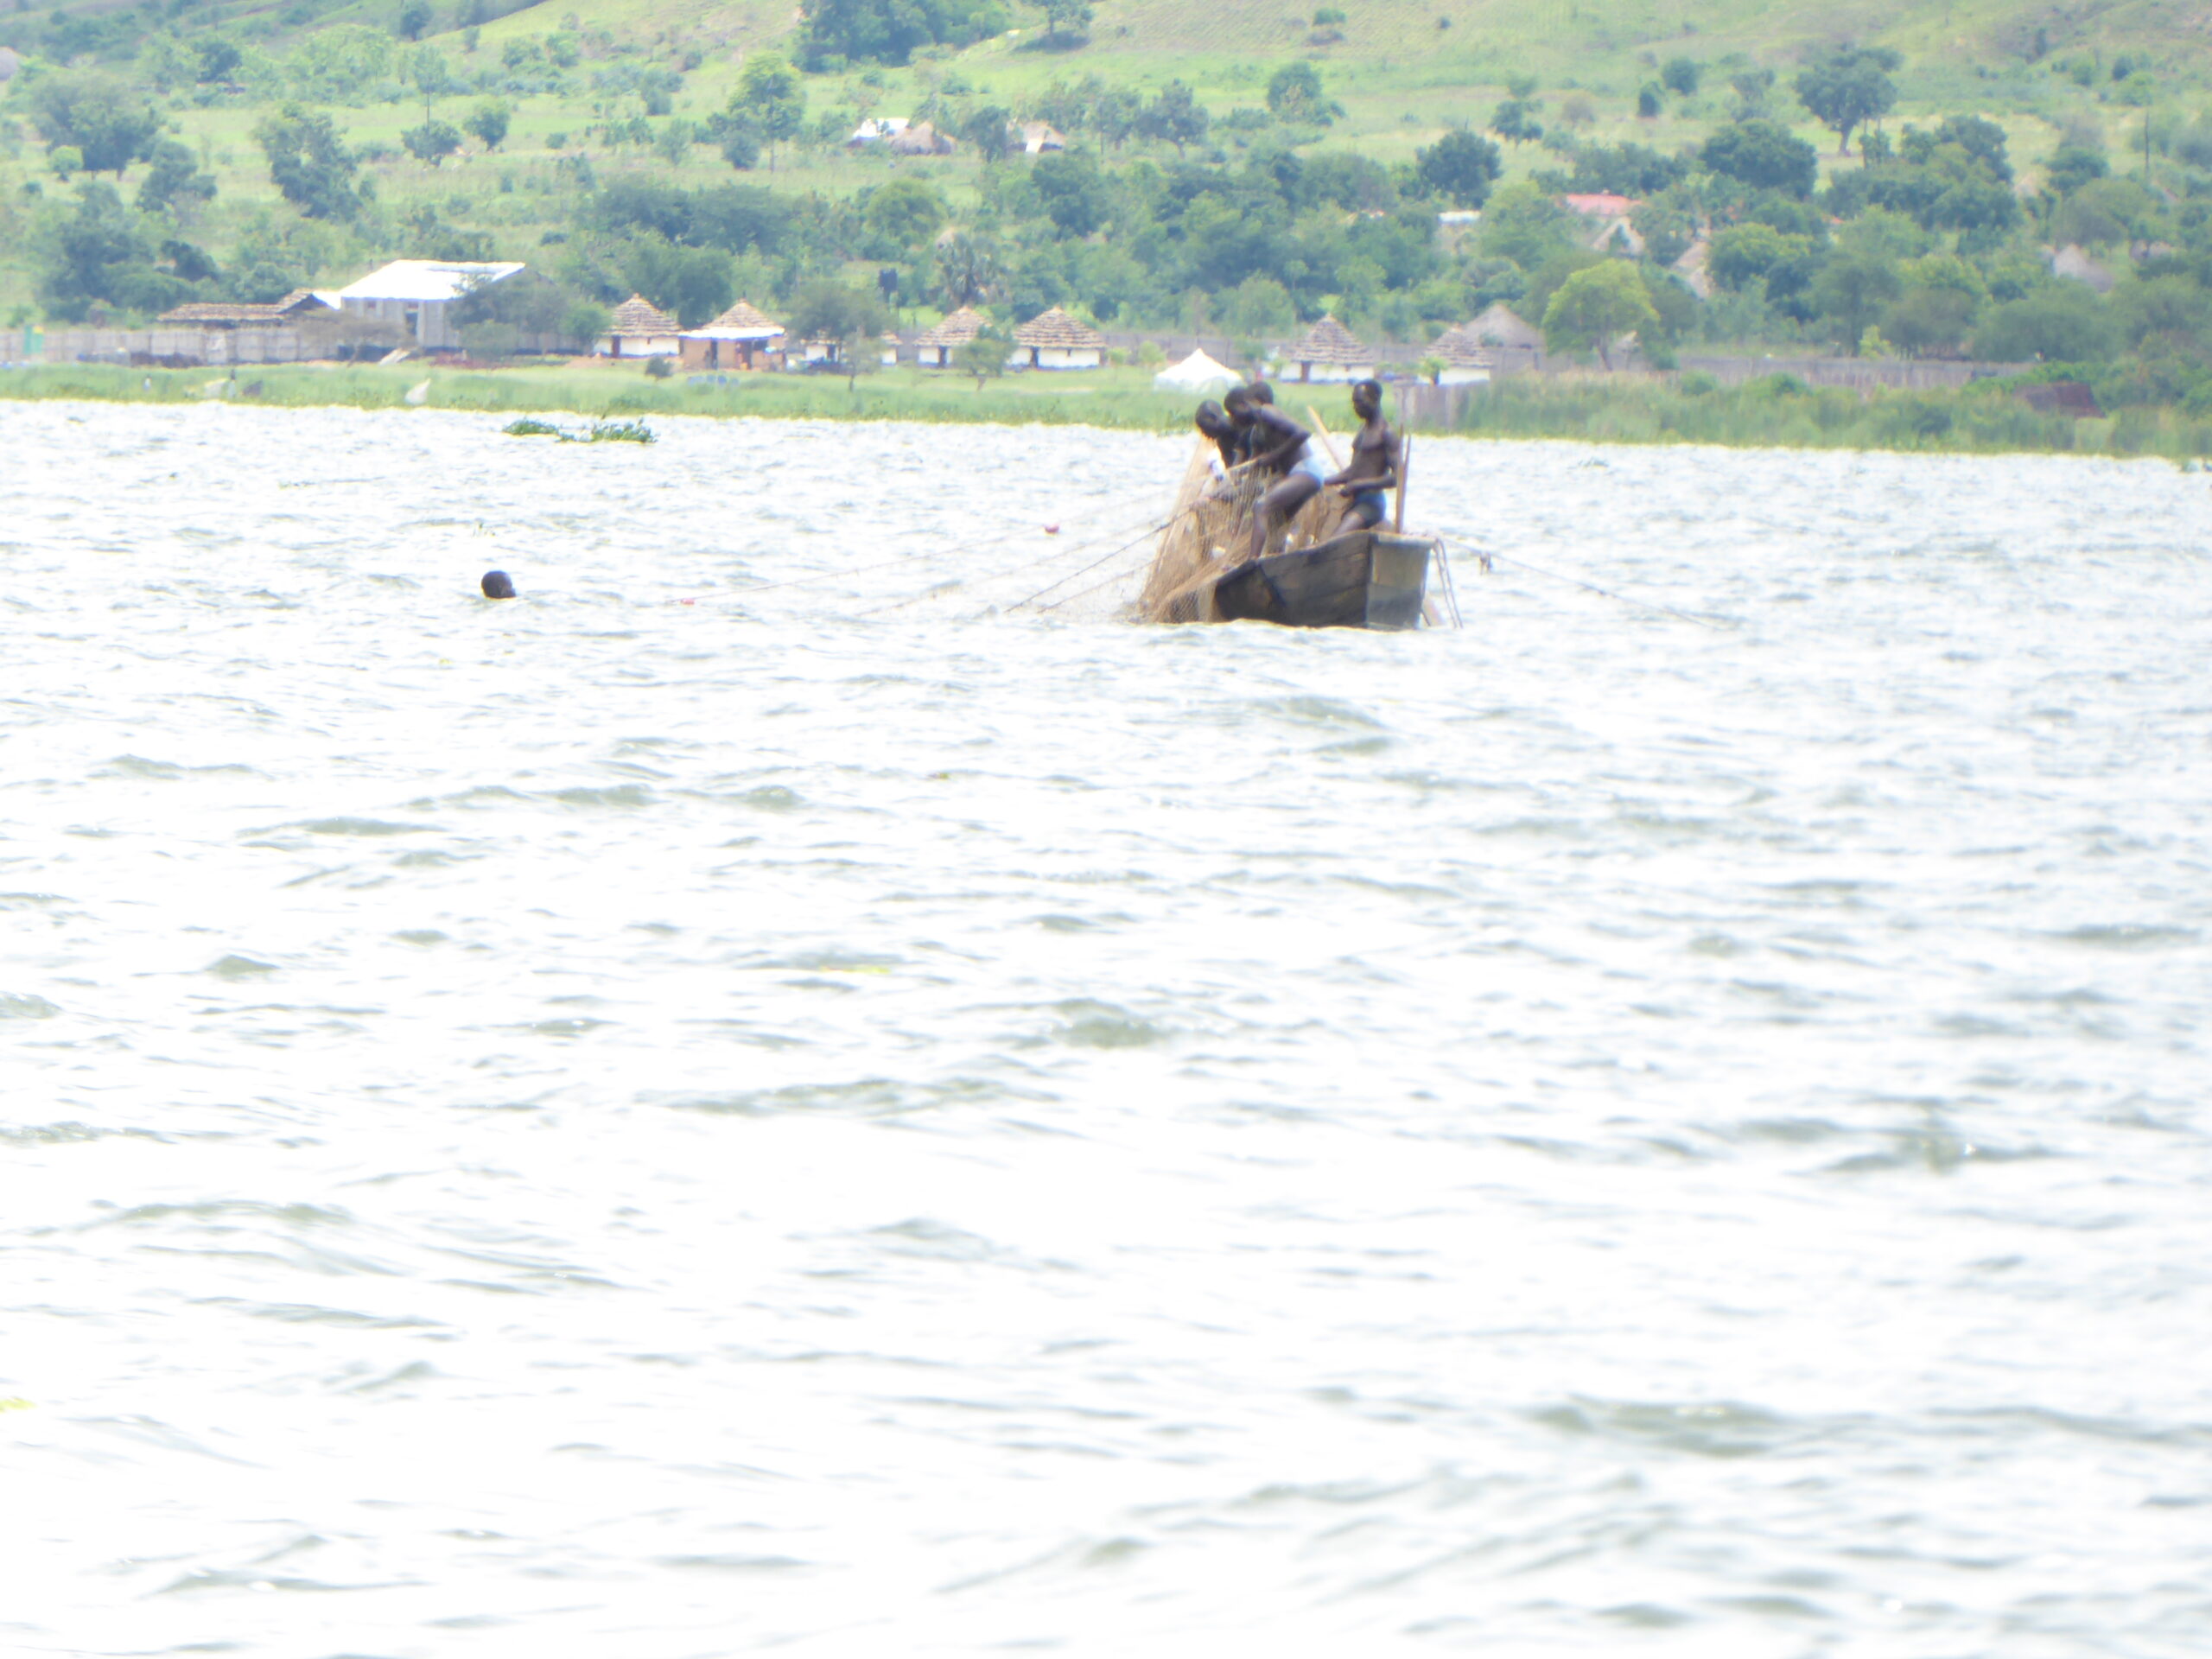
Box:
[1137,412,1455,631]
[1197,529,1432,630]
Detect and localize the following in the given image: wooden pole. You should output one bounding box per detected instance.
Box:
[1303,404,1346,469]
[1394,433,1412,533]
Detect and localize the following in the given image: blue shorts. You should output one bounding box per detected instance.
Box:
[1346,489,1387,527]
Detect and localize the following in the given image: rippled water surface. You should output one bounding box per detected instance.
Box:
[5,401,2212,1656]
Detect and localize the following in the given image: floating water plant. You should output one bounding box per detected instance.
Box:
[500,416,655,444]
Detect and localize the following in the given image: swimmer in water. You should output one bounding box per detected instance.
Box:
[481,570,516,599]
[1325,378,1400,531]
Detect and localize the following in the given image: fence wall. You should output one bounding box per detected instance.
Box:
[1673,355,2032,391]
[1390,356,2037,430]
[30,327,321,367]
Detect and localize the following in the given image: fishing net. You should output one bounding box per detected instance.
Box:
[1134,441,1354,626]
[824,437,1360,627]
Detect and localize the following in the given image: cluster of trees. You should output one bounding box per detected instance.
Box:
[13,20,2212,416]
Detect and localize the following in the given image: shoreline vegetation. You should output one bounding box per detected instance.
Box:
[6,363,2211,461]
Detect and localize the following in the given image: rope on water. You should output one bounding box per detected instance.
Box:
[1449,540,1726,631]
[731,493,1168,597]
[856,507,1180,618]
[1007,503,1203,614]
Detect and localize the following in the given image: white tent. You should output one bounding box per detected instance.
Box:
[1153,348,1243,394]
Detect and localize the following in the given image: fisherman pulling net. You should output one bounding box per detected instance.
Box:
[1138,380,1396,625]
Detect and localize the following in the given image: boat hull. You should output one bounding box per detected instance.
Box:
[1207,531,1432,630]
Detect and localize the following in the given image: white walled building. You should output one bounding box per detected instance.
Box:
[334,259,524,350]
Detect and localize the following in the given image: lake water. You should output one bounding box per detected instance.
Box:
[4,400,2210,1657]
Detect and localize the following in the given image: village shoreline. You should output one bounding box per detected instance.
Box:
[3,363,2206,463]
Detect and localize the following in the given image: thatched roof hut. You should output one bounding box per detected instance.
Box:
[914,305,988,365]
[888,120,957,156]
[1010,306,1105,368]
[598,293,683,358]
[679,298,785,370]
[695,298,784,338]
[1282,315,1374,383]
[607,294,680,337]
[1464,302,1543,351]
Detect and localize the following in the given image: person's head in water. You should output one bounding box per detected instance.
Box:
[481,569,516,599]
[1351,378,1382,421]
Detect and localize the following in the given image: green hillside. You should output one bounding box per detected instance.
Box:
[3,0,2210,435]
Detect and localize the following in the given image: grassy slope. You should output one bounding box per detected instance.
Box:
[1,0,2204,319]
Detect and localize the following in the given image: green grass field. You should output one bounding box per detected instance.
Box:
[7,358,2208,459]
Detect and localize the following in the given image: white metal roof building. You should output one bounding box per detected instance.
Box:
[333,260,524,350]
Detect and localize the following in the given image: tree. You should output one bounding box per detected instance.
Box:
[136,139,217,214]
[1661,56,1700,97]
[708,106,763,169]
[623,238,735,327]
[403,118,465,166]
[466,101,512,151]
[1092,88,1140,149]
[1700,118,1818,196]
[1491,97,1542,143]
[1811,254,1904,351]
[795,0,1001,67]
[1707,222,1811,290]
[254,105,362,221]
[957,324,1012,389]
[962,104,1014,163]
[736,52,804,169]
[1882,285,1974,356]
[397,0,434,40]
[1636,84,1662,119]
[2042,145,2107,198]
[1414,128,1501,207]
[451,268,579,353]
[1973,286,2118,363]
[1220,272,1294,336]
[654,119,697,165]
[1795,45,1899,156]
[1031,150,1109,235]
[1541,262,1657,368]
[932,232,1001,308]
[197,38,244,85]
[1630,199,1694,267]
[1728,67,1775,116]
[1135,81,1208,154]
[865,177,947,249]
[1024,0,1093,46]
[32,183,195,320]
[789,281,888,386]
[1266,62,1338,127]
[24,74,162,179]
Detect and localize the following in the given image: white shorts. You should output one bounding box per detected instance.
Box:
[1290,448,1330,486]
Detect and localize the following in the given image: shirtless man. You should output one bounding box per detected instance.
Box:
[1193,399,1241,472]
[1224,385,1327,565]
[1325,378,1400,531]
